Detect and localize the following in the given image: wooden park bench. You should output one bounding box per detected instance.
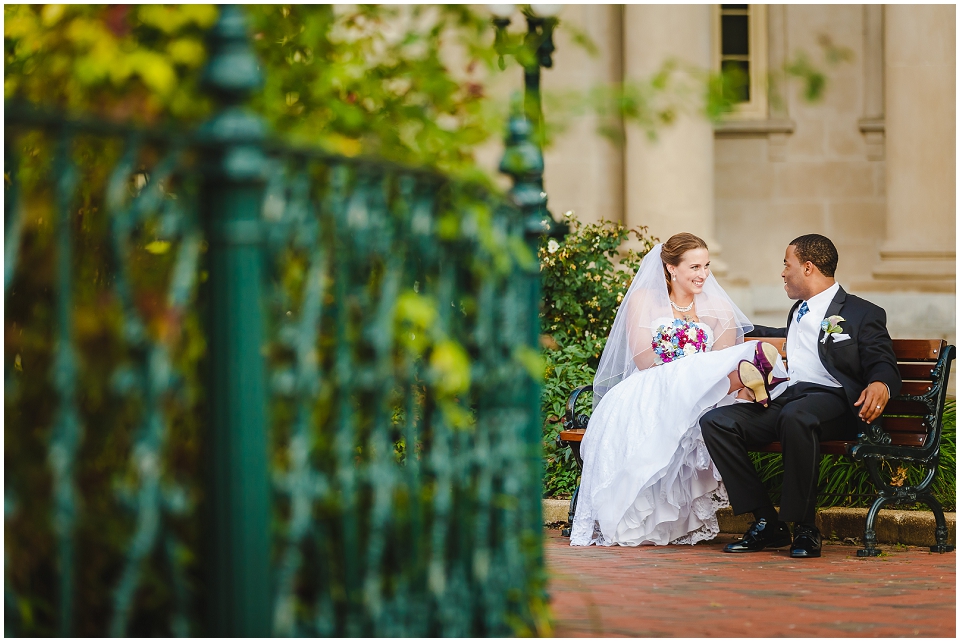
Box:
[557,338,956,557]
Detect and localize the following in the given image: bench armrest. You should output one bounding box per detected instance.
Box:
[563,384,594,432]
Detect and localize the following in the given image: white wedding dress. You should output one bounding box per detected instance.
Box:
[569,318,786,547]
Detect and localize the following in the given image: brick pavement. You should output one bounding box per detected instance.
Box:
[545,528,956,637]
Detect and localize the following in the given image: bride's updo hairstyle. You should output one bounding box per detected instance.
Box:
[661,232,708,295]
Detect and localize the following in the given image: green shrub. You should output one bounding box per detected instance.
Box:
[540,213,654,350]
[537,213,656,496]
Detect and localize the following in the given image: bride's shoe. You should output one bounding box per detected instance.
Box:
[738,360,771,407]
[752,342,788,389]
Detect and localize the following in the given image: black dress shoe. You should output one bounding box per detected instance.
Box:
[790,524,822,558]
[723,518,792,553]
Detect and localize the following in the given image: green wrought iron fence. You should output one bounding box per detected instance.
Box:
[4,6,551,637]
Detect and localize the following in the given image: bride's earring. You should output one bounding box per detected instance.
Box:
[672,274,677,281]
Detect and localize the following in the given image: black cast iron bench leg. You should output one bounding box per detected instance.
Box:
[561,483,580,538]
[918,492,956,553]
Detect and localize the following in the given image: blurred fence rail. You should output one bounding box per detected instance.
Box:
[4,5,548,637]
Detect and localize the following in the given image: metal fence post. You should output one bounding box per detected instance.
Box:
[499,112,560,604]
[198,6,271,636]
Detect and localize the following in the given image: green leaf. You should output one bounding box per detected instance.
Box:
[513,345,545,383]
[430,339,471,396]
[144,240,171,255]
[167,38,205,68]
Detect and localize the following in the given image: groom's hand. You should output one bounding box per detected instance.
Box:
[854,381,890,423]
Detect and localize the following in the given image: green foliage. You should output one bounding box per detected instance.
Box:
[539,213,655,350]
[933,399,956,510]
[537,213,657,496]
[544,58,741,146]
[4,4,217,121]
[5,4,854,176]
[5,5,509,178]
[244,5,504,177]
[540,341,598,497]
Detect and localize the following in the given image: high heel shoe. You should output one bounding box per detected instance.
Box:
[752,342,789,389]
[738,360,772,407]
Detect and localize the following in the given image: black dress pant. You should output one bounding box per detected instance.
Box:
[700,382,857,524]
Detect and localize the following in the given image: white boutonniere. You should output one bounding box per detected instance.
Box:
[820,315,845,344]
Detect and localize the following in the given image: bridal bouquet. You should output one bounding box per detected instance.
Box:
[652,319,709,364]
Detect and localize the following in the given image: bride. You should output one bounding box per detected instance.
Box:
[569,233,786,547]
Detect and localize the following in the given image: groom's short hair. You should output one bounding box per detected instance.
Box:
[789,234,838,277]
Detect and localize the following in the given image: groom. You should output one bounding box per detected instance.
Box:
[700,234,901,558]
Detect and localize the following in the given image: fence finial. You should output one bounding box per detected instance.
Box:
[201,5,263,103]
[499,105,565,240]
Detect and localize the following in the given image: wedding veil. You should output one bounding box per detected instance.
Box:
[592,243,754,407]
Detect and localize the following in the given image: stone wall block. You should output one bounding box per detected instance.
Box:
[827,120,866,158]
[771,202,827,237]
[714,138,766,164]
[822,76,862,116]
[873,163,886,198]
[715,162,773,200]
[786,119,826,158]
[776,163,874,200]
[715,201,785,285]
[821,163,875,199]
[829,200,886,240]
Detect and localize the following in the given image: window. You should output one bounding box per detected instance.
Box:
[712,4,767,120]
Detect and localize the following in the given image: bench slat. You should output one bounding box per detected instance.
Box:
[883,399,931,416]
[756,431,927,454]
[756,441,855,455]
[882,416,928,433]
[891,339,947,361]
[899,380,936,396]
[559,429,585,443]
[898,363,937,380]
[889,432,928,447]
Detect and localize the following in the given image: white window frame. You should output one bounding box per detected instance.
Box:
[712,4,768,120]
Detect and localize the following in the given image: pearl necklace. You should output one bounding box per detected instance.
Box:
[670,299,694,313]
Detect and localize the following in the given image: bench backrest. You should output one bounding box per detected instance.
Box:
[756,338,955,450]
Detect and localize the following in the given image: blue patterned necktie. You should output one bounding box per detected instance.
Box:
[796,301,809,323]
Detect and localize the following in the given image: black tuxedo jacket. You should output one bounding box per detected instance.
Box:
[747,286,902,421]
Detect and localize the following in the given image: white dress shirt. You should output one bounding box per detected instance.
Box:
[786,282,842,388]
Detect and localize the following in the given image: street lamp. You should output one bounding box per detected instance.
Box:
[489,4,562,150]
